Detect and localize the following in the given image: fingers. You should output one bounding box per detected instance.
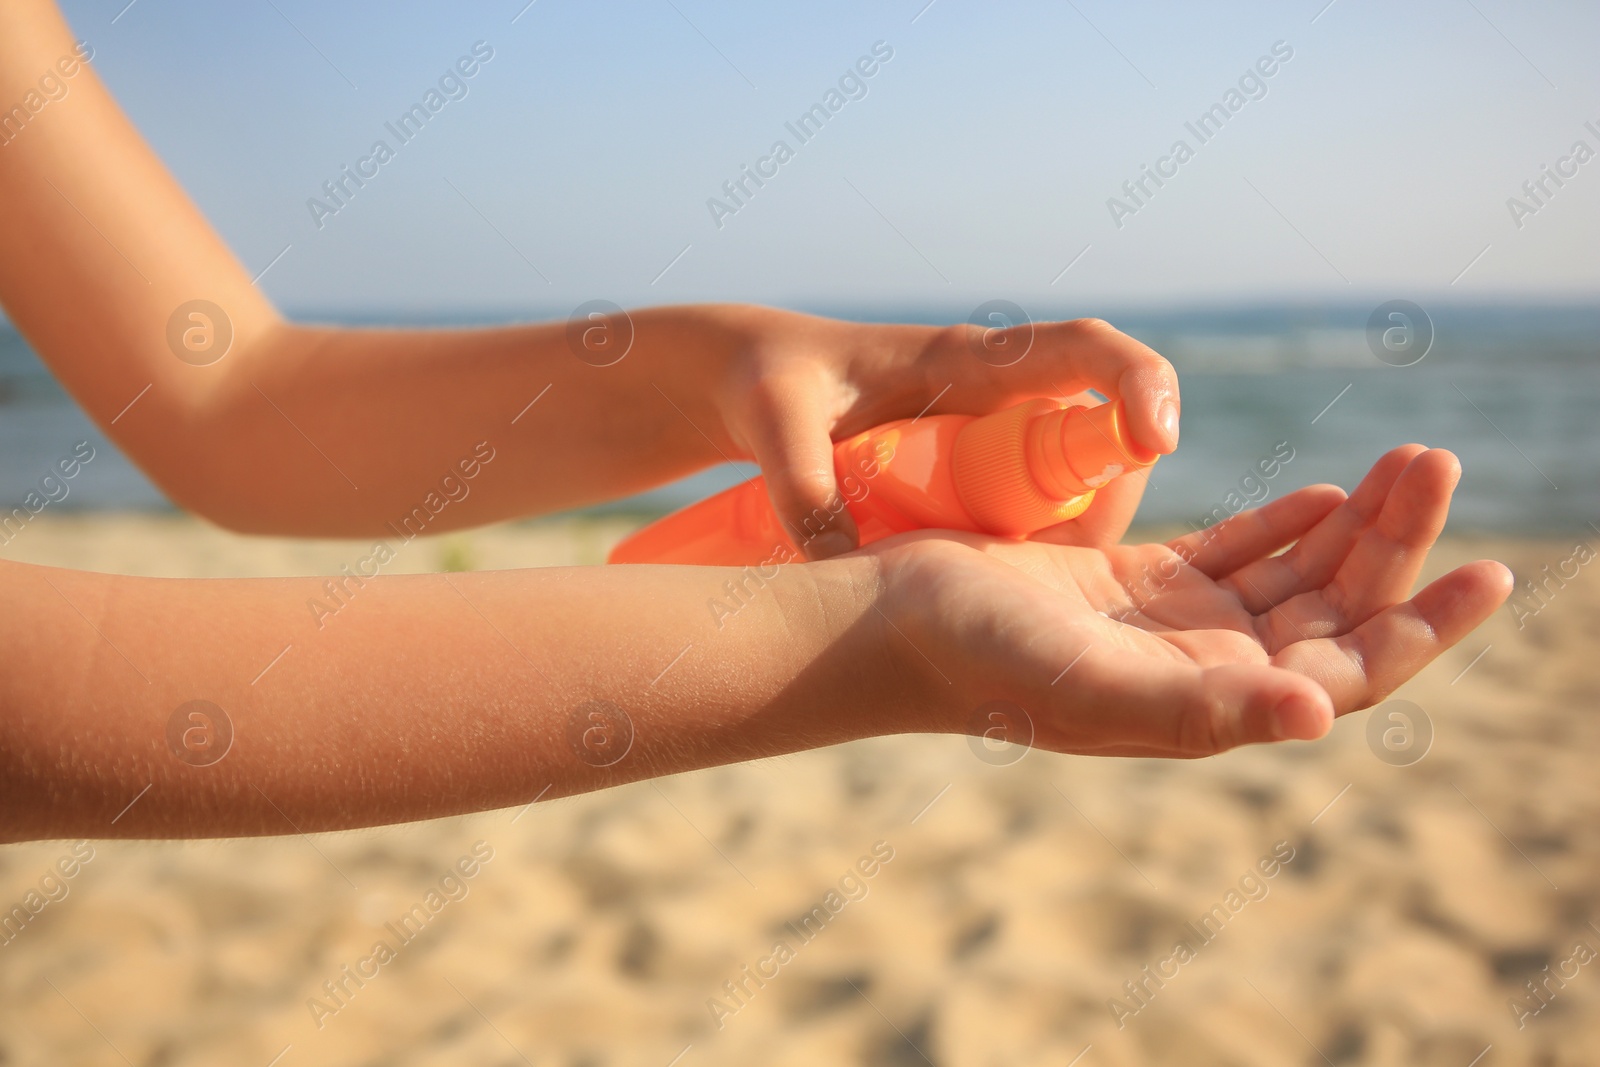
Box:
[945,318,1181,455]
[1221,444,1425,612]
[1253,448,1460,651]
[1059,655,1334,758]
[1040,319,1180,455]
[1317,448,1459,625]
[1271,560,1513,715]
[741,375,859,560]
[1170,484,1347,579]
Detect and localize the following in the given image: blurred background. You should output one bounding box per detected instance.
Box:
[1,1,1596,1064]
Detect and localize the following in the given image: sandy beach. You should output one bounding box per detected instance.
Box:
[0,513,1595,1066]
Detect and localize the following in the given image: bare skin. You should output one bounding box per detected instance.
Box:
[0,1,1176,553]
[0,444,1510,843]
[0,1,1512,844]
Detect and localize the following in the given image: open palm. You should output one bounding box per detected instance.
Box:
[872,445,1512,757]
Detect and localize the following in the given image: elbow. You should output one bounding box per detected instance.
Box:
[158,477,283,537]
[125,323,340,537]
[148,436,343,537]
[121,394,275,534]
[138,447,278,536]
[144,439,376,539]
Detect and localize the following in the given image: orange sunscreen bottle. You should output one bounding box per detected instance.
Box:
[607,396,1158,566]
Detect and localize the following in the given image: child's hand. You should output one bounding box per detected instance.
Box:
[692,306,1180,559]
[863,445,1512,756]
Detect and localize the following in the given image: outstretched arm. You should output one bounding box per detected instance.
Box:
[0,0,1180,550]
[0,446,1510,843]
[0,549,895,843]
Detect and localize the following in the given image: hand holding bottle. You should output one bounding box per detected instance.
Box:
[681,307,1180,558]
[610,394,1160,565]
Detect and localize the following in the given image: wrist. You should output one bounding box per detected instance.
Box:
[776,552,925,740]
[628,302,768,442]
[793,551,949,740]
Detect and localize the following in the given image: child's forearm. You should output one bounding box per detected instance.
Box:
[0,554,896,843]
[168,305,940,537]
[149,304,790,537]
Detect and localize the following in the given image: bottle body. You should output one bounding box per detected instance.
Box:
[607,397,1156,566]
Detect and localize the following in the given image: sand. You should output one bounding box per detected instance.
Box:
[0,513,1596,1066]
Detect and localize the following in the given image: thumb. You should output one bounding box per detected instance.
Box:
[742,379,858,561]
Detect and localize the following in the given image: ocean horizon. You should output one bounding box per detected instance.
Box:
[2,301,1595,536]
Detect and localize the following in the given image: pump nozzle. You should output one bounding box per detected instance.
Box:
[951,398,1159,537]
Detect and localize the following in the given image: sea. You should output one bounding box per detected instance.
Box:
[1,303,1595,536]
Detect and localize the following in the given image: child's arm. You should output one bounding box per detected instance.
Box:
[0,551,896,843]
[0,447,1511,844]
[0,1,1178,555]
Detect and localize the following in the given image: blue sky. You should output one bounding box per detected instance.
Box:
[52,0,1600,318]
